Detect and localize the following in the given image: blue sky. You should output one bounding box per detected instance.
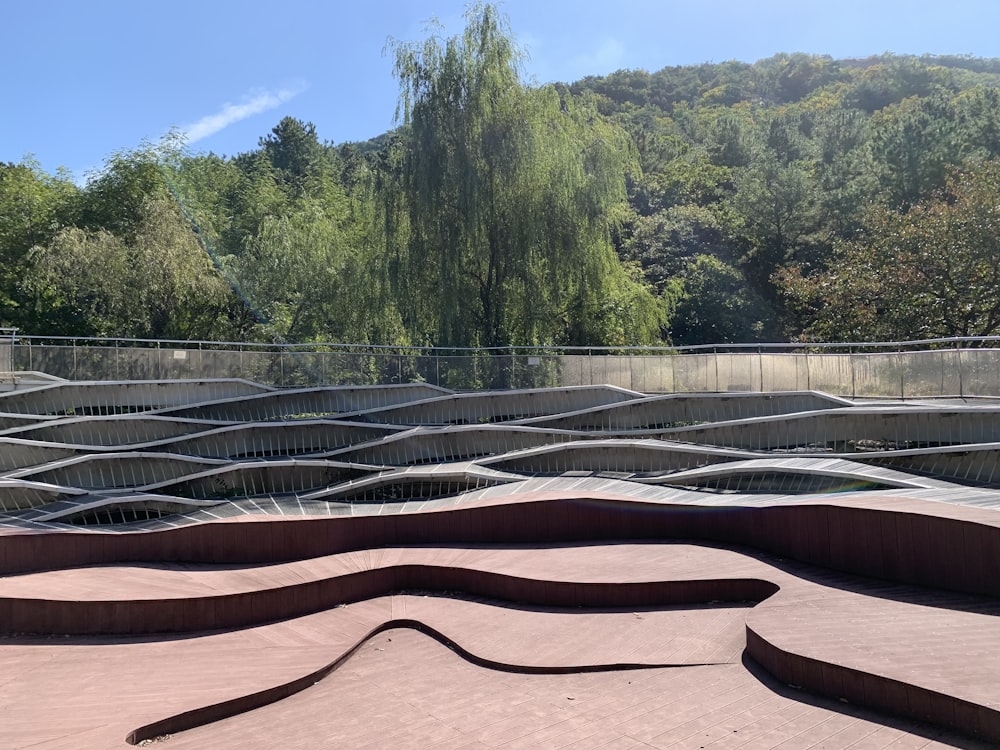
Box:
[4,0,1000,181]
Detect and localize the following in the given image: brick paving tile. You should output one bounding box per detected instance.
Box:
[555,726,639,749]
[592,738,657,749]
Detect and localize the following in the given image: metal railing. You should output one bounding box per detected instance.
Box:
[0,328,16,374]
[9,334,1000,398]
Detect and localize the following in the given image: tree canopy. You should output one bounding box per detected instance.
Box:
[4,6,1000,347]
[387,3,663,348]
[780,160,1000,341]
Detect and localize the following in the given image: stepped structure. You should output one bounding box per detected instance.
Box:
[0,378,998,748]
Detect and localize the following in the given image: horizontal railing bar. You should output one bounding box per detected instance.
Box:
[10,334,1000,355]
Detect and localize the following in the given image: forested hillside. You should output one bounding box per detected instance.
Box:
[4,4,1000,347]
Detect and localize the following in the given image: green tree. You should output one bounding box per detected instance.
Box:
[728,146,821,297]
[234,199,351,340]
[954,86,1000,161]
[810,108,875,236]
[0,159,78,324]
[753,53,846,105]
[27,197,237,339]
[390,2,663,348]
[259,117,333,196]
[620,204,734,292]
[671,255,775,344]
[79,138,179,237]
[779,160,1000,340]
[869,93,960,208]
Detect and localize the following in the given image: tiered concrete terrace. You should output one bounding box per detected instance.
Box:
[0,378,998,748]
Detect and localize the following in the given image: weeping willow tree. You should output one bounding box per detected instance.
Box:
[390,2,665,348]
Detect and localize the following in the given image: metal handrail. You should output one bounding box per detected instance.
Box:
[10,334,1000,355]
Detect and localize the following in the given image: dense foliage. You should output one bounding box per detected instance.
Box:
[4,5,1000,346]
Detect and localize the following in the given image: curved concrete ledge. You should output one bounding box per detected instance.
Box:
[2,496,998,598]
[32,495,221,524]
[0,415,232,446]
[325,424,584,466]
[667,405,1000,451]
[640,457,955,491]
[332,385,644,426]
[7,453,378,496]
[0,478,87,512]
[125,617,722,746]
[479,439,746,474]
[152,383,453,421]
[0,565,777,635]
[0,412,57,431]
[513,390,853,430]
[745,627,1000,741]
[0,437,80,472]
[0,379,272,416]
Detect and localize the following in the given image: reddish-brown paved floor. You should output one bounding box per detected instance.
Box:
[0,542,997,748]
[163,628,983,750]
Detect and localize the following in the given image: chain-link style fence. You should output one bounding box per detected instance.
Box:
[9,336,1000,398]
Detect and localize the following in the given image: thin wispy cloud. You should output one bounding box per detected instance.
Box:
[182,84,308,143]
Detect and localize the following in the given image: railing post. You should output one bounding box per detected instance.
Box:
[899,343,905,400]
[757,345,763,393]
[957,341,964,399]
[846,345,853,400]
[4,330,11,372]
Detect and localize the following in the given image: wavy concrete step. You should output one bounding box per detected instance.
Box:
[1,541,996,744]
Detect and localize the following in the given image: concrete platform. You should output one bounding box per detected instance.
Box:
[0,534,997,748]
[0,381,998,748]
